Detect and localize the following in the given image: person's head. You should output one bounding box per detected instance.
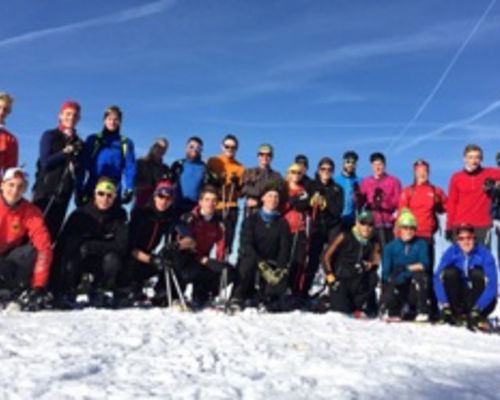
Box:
[370,152,386,178]
[294,154,309,172]
[463,144,483,172]
[286,163,304,185]
[455,225,476,254]
[261,182,280,212]
[1,168,28,205]
[153,179,175,212]
[397,209,417,242]
[94,177,117,211]
[186,136,203,160]
[0,92,14,124]
[317,157,334,183]
[342,151,358,175]
[356,210,374,238]
[221,134,239,159]
[198,185,218,215]
[413,159,430,184]
[257,144,273,168]
[103,105,122,132]
[148,138,169,162]
[59,100,81,131]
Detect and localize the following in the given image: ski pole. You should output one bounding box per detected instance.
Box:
[170,268,188,310]
[164,267,172,308]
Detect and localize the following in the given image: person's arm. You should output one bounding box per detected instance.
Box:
[39,130,67,170]
[391,178,403,210]
[322,233,345,274]
[25,206,53,288]
[381,244,393,283]
[277,219,291,268]
[446,175,458,230]
[409,240,430,272]
[436,186,448,213]
[215,221,226,262]
[7,134,18,168]
[398,187,410,213]
[124,139,136,192]
[475,249,498,311]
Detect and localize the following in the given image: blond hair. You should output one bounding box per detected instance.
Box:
[0,92,14,112]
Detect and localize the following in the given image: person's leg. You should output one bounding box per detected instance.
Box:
[329,279,353,313]
[408,271,429,315]
[0,245,36,298]
[353,270,379,314]
[232,254,258,304]
[223,208,239,256]
[289,231,307,296]
[441,267,466,315]
[380,281,409,317]
[304,231,326,296]
[466,268,487,313]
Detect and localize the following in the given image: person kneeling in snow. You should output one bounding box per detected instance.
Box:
[322,210,380,318]
[230,183,291,312]
[380,209,430,322]
[434,224,497,330]
[0,168,52,310]
[54,177,128,308]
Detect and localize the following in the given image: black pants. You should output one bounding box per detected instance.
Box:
[441,267,496,317]
[288,231,308,296]
[305,226,341,296]
[217,207,239,256]
[329,270,379,314]
[375,227,394,252]
[34,196,70,243]
[380,271,429,317]
[61,250,122,295]
[0,244,36,299]
[497,226,500,269]
[419,237,439,317]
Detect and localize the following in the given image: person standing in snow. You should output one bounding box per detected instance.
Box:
[0,168,52,309]
[0,92,18,173]
[446,144,500,247]
[304,157,344,298]
[207,134,245,256]
[32,101,84,242]
[380,209,431,322]
[81,105,136,205]
[336,150,361,230]
[241,144,283,216]
[281,163,310,299]
[171,136,210,214]
[230,183,291,311]
[360,152,402,250]
[435,224,497,330]
[54,177,128,308]
[322,210,380,317]
[134,138,170,209]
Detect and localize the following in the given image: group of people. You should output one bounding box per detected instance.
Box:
[1,92,500,329]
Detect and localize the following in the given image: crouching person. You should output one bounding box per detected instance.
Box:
[380,209,430,322]
[230,183,291,312]
[434,224,497,330]
[322,210,380,318]
[0,168,53,310]
[54,177,128,308]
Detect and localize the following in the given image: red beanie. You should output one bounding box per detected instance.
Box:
[60,100,81,114]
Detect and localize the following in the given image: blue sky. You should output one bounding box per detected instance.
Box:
[2,0,500,190]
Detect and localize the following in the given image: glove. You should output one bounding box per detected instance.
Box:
[310,193,327,210]
[440,306,456,325]
[445,229,453,242]
[150,254,164,271]
[17,288,51,311]
[80,241,103,258]
[466,307,483,330]
[325,272,336,286]
[122,189,134,205]
[258,261,288,286]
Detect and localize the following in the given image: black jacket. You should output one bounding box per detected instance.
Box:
[32,128,84,202]
[239,211,291,268]
[308,177,344,233]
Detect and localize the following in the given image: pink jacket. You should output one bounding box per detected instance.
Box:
[360,174,402,228]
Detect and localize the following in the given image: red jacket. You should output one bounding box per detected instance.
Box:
[182,207,225,262]
[0,197,53,288]
[281,185,309,234]
[398,183,447,238]
[447,167,500,230]
[0,128,18,171]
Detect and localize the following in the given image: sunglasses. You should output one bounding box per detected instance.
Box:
[319,167,332,172]
[156,193,172,200]
[359,221,374,227]
[290,170,302,175]
[258,152,272,157]
[344,159,357,165]
[400,226,416,230]
[224,144,237,150]
[188,145,203,152]
[96,191,115,199]
[457,235,474,242]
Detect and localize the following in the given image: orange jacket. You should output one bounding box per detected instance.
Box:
[207,155,245,209]
[0,128,18,171]
[0,197,53,288]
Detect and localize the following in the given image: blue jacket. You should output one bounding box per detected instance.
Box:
[172,158,207,207]
[434,244,498,311]
[382,237,430,284]
[336,172,360,227]
[82,130,136,195]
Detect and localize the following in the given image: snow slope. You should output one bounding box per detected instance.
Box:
[1,308,500,400]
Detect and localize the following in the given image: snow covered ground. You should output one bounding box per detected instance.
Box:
[1,308,500,400]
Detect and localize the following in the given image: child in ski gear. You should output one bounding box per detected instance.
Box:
[446,144,500,246]
[241,144,283,215]
[336,151,361,229]
[281,163,310,297]
[434,224,498,329]
[305,157,344,297]
[171,136,209,214]
[360,152,402,249]
[207,134,245,255]
[231,183,291,310]
[54,177,128,308]
[82,105,136,205]
[134,138,170,209]
[322,210,380,317]
[32,101,84,241]
[0,168,52,307]
[0,92,18,172]
[380,209,430,322]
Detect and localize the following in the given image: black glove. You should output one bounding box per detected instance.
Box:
[466,307,483,330]
[17,288,51,311]
[80,241,103,258]
[445,229,453,242]
[150,254,164,271]
[122,189,134,204]
[440,306,456,325]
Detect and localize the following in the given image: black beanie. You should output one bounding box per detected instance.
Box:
[318,157,334,169]
[370,152,386,164]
